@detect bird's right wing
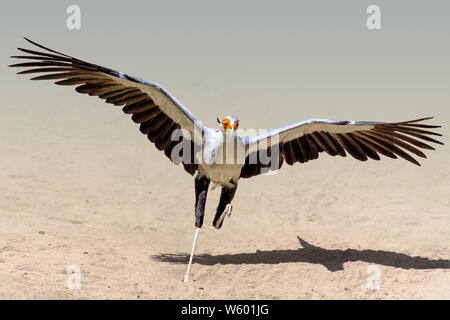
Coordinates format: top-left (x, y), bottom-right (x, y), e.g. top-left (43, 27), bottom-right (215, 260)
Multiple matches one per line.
top-left (10, 38), bottom-right (204, 175)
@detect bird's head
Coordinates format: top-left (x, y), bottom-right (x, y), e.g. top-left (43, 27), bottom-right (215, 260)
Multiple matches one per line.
top-left (217, 116), bottom-right (239, 133)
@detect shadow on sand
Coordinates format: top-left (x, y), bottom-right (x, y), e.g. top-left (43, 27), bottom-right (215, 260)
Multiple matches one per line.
top-left (152, 236), bottom-right (450, 272)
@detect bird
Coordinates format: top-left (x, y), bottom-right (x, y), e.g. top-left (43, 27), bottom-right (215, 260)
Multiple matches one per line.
top-left (9, 38), bottom-right (443, 282)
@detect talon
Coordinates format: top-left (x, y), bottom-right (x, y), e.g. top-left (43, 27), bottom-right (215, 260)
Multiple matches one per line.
top-left (225, 203), bottom-right (232, 218)
top-left (214, 204), bottom-right (232, 229)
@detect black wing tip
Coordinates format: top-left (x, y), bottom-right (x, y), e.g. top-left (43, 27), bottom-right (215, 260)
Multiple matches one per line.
top-left (17, 36), bottom-right (71, 58)
top-left (8, 37), bottom-right (36, 67)
top-left (23, 36), bottom-right (36, 46)
top-left (400, 116), bottom-right (436, 124)
top-left (408, 157), bottom-right (422, 166)
top-left (22, 36), bottom-right (38, 49)
top-left (414, 116), bottom-right (433, 121)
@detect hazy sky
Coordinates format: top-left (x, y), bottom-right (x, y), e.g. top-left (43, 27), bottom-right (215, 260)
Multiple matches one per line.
top-left (2, 0), bottom-right (449, 132)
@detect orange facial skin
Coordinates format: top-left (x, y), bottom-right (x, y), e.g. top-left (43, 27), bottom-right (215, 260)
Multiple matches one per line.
top-left (221, 118), bottom-right (239, 131)
top-left (222, 118), bottom-right (231, 130)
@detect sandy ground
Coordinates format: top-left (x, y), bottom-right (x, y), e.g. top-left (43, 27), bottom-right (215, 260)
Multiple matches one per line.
top-left (0, 94), bottom-right (449, 300)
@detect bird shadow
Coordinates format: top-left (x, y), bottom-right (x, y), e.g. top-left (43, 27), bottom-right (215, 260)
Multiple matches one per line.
top-left (152, 236), bottom-right (450, 272)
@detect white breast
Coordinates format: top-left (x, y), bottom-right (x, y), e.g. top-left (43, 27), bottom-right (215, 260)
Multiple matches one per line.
top-left (199, 129), bottom-right (245, 186)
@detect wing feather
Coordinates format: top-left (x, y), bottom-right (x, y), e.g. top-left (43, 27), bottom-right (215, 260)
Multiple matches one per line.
top-left (240, 118), bottom-right (442, 178)
top-left (10, 38), bottom-right (204, 175)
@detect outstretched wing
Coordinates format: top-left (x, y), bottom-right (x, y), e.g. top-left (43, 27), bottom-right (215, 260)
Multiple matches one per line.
top-left (240, 117), bottom-right (443, 178)
top-left (9, 37), bottom-right (203, 175)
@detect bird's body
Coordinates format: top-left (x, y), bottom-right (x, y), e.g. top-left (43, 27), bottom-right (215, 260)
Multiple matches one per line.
top-left (9, 38), bottom-right (444, 281)
top-left (200, 128), bottom-right (245, 187)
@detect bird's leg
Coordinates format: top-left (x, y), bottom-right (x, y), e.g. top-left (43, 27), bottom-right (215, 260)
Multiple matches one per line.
top-left (213, 182), bottom-right (237, 229)
top-left (194, 176), bottom-right (210, 227)
top-left (183, 227), bottom-right (200, 282)
top-left (183, 176), bottom-right (210, 282)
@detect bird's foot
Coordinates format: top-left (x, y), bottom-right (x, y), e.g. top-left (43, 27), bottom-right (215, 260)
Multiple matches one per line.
top-left (214, 204), bottom-right (232, 229)
top-left (225, 203), bottom-right (232, 218)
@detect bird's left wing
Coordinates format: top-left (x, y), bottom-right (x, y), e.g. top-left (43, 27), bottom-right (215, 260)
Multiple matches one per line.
top-left (9, 38), bottom-right (203, 175)
top-left (240, 117), bottom-right (443, 178)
